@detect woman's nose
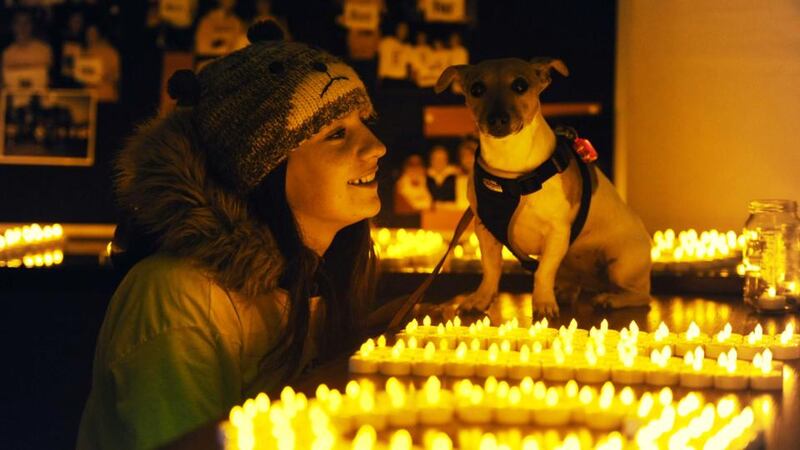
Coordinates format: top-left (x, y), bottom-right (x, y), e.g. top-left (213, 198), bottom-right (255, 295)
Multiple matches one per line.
top-left (361, 127), bottom-right (387, 160)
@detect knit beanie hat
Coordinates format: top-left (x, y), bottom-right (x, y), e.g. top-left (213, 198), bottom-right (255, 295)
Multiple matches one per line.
top-left (167, 21), bottom-right (374, 193)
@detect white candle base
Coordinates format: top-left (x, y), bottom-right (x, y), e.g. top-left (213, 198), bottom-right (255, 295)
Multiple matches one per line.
top-left (705, 343), bottom-right (735, 359)
top-left (769, 344), bottom-right (800, 360)
top-left (679, 371), bottom-right (714, 389)
top-left (675, 339), bottom-right (707, 357)
top-left (444, 360), bottom-right (475, 378)
top-left (645, 368), bottom-right (679, 386)
top-left (575, 365), bottom-right (610, 384)
top-left (713, 372), bottom-right (749, 390)
top-left (532, 406), bottom-right (572, 426)
top-left (353, 412), bottom-right (387, 430)
top-left (542, 364), bottom-right (574, 382)
top-left (379, 359), bottom-right (411, 376)
top-left (349, 355), bottom-right (379, 374)
top-left (418, 405), bottom-right (454, 425)
top-left (750, 370), bottom-right (783, 390)
top-left (411, 360), bottom-right (444, 377)
top-left (611, 366), bottom-right (646, 385)
top-left (584, 408), bottom-right (624, 431)
top-left (495, 407), bottom-right (530, 425)
top-left (507, 362), bottom-right (542, 380)
top-left (456, 405), bottom-right (492, 424)
top-left (475, 363), bottom-right (508, 379)
top-left (736, 345), bottom-right (764, 361)
top-left (388, 409), bottom-right (418, 427)
top-left (756, 294), bottom-right (786, 311)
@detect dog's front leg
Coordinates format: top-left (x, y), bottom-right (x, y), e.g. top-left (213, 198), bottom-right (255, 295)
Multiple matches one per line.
top-left (532, 227), bottom-right (570, 318)
top-left (462, 217), bottom-right (503, 311)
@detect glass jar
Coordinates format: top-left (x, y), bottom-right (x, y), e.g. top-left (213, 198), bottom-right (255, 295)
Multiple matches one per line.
top-left (742, 199), bottom-right (800, 312)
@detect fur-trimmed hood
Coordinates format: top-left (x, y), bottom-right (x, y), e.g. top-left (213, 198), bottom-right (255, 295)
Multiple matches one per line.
top-left (114, 109), bottom-right (284, 297)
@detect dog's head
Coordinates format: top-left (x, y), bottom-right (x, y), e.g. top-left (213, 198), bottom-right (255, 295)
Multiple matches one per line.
top-left (435, 58), bottom-right (569, 138)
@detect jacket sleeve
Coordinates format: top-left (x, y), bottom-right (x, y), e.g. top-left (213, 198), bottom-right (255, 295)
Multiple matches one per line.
top-left (108, 326), bottom-right (241, 450)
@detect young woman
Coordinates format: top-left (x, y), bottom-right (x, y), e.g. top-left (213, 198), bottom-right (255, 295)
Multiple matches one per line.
top-left (77, 23), bottom-right (386, 449)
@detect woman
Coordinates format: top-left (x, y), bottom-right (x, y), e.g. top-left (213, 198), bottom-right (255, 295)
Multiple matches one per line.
top-left (77, 22), bottom-right (386, 449)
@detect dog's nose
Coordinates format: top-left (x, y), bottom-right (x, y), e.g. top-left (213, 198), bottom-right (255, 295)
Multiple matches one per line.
top-left (487, 111), bottom-right (510, 126)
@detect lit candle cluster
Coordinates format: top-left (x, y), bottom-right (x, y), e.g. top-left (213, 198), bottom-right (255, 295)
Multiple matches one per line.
top-left (0, 223), bottom-right (64, 253)
top-left (220, 379), bottom-right (763, 450)
top-left (650, 228), bottom-right (743, 264)
top-left (350, 317), bottom-right (797, 390)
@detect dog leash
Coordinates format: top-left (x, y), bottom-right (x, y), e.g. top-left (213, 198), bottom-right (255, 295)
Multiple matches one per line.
top-left (386, 207), bottom-right (474, 332)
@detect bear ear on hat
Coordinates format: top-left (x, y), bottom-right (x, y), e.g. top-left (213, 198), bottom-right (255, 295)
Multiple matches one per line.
top-left (167, 69), bottom-right (200, 107)
top-left (247, 20), bottom-right (286, 44)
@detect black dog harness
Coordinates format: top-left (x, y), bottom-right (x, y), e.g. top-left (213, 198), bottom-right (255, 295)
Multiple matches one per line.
top-left (473, 131), bottom-right (593, 272)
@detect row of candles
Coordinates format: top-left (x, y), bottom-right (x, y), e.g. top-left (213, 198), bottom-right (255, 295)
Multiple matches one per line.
top-left (370, 228), bottom-right (745, 273)
top-left (220, 377), bottom-right (763, 450)
top-left (348, 317), bottom-right (797, 390)
top-left (0, 223), bottom-right (64, 254)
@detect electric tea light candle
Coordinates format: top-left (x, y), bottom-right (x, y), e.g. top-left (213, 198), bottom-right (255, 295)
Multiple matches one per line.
top-left (675, 321), bottom-right (709, 356)
top-left (645, 345), bottom-right (680, 386)
top-left (714, 349), bottom-right (749, 390)
top-left (769, 322), bottom-right (800, 360)
top-left (757, 286), bottom-right (786, 311)
top-left (750, 349), bottom-right (783, 390)
top-left (706, 323), bottom-right (743, 359)
top-left (679, 346), bottom-right (713, 388)
top-left (739, 324), bottom-right (771, 360)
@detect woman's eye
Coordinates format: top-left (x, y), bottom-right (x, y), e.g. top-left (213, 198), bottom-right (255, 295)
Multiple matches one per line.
top-left (326, 127), bottom-right (346, 140)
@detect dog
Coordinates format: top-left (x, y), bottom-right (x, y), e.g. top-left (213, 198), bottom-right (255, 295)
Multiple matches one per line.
top-left (434, 57), bottom-right (652, 318)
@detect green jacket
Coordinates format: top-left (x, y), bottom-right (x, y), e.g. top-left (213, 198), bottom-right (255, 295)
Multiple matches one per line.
top-left (77, 111), bottom-right (320, 449)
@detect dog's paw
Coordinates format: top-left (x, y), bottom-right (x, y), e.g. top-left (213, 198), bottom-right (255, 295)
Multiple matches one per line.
top-left (532, 290), bottom-right (560, 318)
top-left (591, 292), bottom-right (651, 309)
top-left (461, 290), bottom-right (498, 313)
top-left (554, 284), bottom-right (581, 305)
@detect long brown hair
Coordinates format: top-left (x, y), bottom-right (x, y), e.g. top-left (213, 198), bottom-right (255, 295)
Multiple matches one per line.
top-left (249, 162), bottom-right (377, 378)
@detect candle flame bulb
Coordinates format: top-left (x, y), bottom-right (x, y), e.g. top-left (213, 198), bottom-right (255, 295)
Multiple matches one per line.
top-left (519, 344), bottom-right (530, 363)
top-left (479, 434), bottom-right (498, 450)
top-left (391, 346), bottom-right (402, 360)
top-left (500, 339), bottom-right (511, 353)
top-left (470, 338), bottom-right (481, 352)
top-left (509, 386), bottom-right (522, 405)
top-left (585, 341), bottom-right (598, 366)
top-left (522, 436), bottom-right (540, 450)
top-left (768, 286), bottom-right (777, 297)
top-left (692, 347), bottom-right (704, 371)
top-left (601, 318), bottom-right (609, 333)
top-left (532, 341), bottom-right (543, 353)
top-left (484, 376), bottom-right (498, 394)
top-left (761, 349), bottom-right (773, 373)
top-left (424, 342), bottom-right (436, 360)
top-left (781, 323), bottom-right (794, 345)
top-left (658, 387), bottom-right (673, 406)
top-left (423, 315), bottom-right (432, 327)
top-left (683, 351), bottom-right (693, 366)
top-left (482, 316), bottom-right (491, 327)
top-left (424, 376), bottom-right (441, 404)
top-left (438, 338), bottom-right (449, 351)
top-left (638, 393), bottom-right (654, 418)
top-left (352, 425), bottom-right (377, 450)
top-left (488, 343), bottom-right (500, 362)
top-left (553, 338), bottom-right (565, 364)
top-left (377, 335), bottom-right (387, 347)
top-left (389, 430), bottom-right (412, 450)
top-left (565, 380), bottom-right (579, 399)
top-left (545, 387), bottom-right (559, 406)
top-left (686, 322), bottom-right (700, 340)
top-left (453, 316), bottom-right (461, 327)
top-left (630, 320), bottom-right (640, 336)
top-left (408, 336), bottom-right (418, 349)
top-left (445, 320), bottom-right (454, 330)
top-left (725, 349), bottom-right (737, 373)
top-left (406, 319), bottom-right (418, 334)
top-left (569, 319), bottom-right (578, 332)
top-left (579, 386), bottom-right (594, 405)
top-left (541, 317), bottom-right (549, 329)
top-left (620, 387), bottom-right (635, 406)
top-left (716, 398), bottom-right (735, 419)
top-left (437, 324), bottom-right (445, 335)
top-left (455, 342), bottom-right (467, 360)
top-left (655, 322), bottom-right (669, 341)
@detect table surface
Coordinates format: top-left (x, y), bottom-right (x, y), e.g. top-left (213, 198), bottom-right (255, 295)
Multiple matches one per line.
top-left (165, 294), bottom-right (800, 450)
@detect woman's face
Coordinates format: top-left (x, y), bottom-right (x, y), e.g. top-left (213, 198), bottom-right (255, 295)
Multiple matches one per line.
top-left (286, 110), bottom-right (386, 231)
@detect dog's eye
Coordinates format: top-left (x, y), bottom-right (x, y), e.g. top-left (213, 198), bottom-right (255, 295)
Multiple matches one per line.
top-left (511, 78), bottom-right (529, 94)
top-left (470, 82), bottom-right (486, 98)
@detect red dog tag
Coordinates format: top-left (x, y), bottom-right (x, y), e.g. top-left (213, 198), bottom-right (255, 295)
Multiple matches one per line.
top-left (573, 137), bottom-right (598, 163)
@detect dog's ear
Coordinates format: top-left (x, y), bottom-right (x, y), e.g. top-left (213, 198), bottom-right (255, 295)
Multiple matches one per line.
top-left (529, 58), bottom-right (569, 90)
top-left (435, 65), bottom-right (469, 94)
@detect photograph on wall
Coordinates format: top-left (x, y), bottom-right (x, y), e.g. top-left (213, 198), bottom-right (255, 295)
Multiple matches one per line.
top-left (0, 89), bottom-right (96, 166)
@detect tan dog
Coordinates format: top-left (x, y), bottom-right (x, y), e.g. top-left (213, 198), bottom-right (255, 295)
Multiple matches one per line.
top-left (435, 58), bottom-right (652, 318)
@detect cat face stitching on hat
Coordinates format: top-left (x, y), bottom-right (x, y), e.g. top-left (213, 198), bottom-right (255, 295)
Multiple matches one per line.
top-left (286, 60), bottom-right (365, 130)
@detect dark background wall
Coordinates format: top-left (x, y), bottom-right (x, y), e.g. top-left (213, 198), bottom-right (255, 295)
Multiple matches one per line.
top-left (0, 0), bottom-right (616, 226)
top-left (2, 1), bottom-right (616, 449)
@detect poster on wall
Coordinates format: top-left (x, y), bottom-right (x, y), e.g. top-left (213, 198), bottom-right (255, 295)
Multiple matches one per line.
top-left (0, 89), bottom-right (96, 167)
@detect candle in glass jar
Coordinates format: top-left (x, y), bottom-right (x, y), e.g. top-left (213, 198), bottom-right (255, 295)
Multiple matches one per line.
top-left (757, 286), bottom-right (786, 311)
